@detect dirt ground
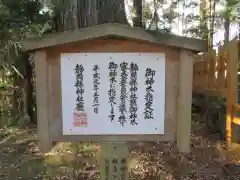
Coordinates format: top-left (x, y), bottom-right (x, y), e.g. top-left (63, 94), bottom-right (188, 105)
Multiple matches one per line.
top-left (1, 114), bottom-right (240, 180)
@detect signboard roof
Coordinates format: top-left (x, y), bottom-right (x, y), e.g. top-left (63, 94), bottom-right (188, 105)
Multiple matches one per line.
top-left (22, 23), bottom-right (208, 53)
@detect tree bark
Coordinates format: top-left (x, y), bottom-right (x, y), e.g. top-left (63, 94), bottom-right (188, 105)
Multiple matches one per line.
top-left (224, 18), bottom-right (230, 43)
top-left (86, 0), bottom-right (97, 26)
top-left (12, 71), bottom-right (18, 116)
top-left (209, 0), bottom-right (216, 49)
top-left (133, 0), bottom-right (143, 27)
top-left (69, 0), bottom-right (78, 29)
top-left (97, 0), bottom-right (128, 24)
top-left (52, 0), bottom-right (128, 30)
top-left (77, 0), bottom-right (97, 28)
top-left (224, 12), bottom-right (230, 44)
top-left (22, 56), bottom-right (34, 123)
top-left (199, 0), bottom-right (209, 39)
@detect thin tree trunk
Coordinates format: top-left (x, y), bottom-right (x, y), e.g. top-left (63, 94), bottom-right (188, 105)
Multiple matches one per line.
top-left (12, 71), bottom-right (18, 115)
top-left (133, 0), bottom-right (143, 27)
top-left (26, 59), bottom-right (34, 123)
top-left (200, 0), bottom-right (208, 39)
top-left (181, 0), bottom-right (186, 35)
top-left (209, 0), bottom-right (216, 49)
top-left (208, 0), bottom-right (212, 49)
top-left (224, 17), bottom-right (230, 43)
top-left (154, 0), bottom-right (158, 30)
top-left (22, 56), bottom-right (34, 123)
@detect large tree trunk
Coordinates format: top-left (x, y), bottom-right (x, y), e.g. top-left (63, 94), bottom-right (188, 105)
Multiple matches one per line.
top-left (71, 0), bottom-right (78, 29)
top-left (51, 0), bottom-right (65, 32)
top-left (77, 0), bottom-right (98, 28)
top-left (52, 0), bottom-right (128, 30)
top-left (52, 0), bottom-right (99, 30)
top-left (97, 0), bottom-right (128, 24)
top-left (86, 0), bottom-right (98, 26)
top-left (61, 0), bottom-right (78, 30)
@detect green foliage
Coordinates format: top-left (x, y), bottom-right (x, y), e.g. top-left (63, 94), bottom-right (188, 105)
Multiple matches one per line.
top-left (181, 0), bottom-right (239, 41)
top-left (0, 0), bottom-right (52, 127)
top-left (143, 0), bottom-right (179, 32)
top-left (0, 0), bottom-right (52, 65)
top-left (0, 0), bottom-right (52, 41)
top-left (223, 0), bottom-right (239, 21)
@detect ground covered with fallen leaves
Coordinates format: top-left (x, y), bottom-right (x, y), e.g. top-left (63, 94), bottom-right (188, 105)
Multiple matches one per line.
top-left (1, 114), bottom-right (240, 179)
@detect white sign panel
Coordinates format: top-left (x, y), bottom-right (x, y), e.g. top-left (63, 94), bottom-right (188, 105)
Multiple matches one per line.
top-left (61, 53), bottom-right (165, 135)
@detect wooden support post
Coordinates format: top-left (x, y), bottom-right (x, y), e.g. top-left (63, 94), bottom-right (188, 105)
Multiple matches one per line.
top-left (99, 142), bottom-right (129, 180)
top-left (226, 40), bottom-right (239, 147)
top-left (177, 50), bottom-right (194, 153)
top-left (34, 51), bottom-right (52, 152)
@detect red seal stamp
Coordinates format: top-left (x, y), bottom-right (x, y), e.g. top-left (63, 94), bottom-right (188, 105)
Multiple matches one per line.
top-left (73, 111), bottom-right (88, 127)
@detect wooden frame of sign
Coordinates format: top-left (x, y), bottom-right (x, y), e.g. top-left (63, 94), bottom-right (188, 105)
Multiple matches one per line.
top-left (22, 23), bottom-right (207, 179)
